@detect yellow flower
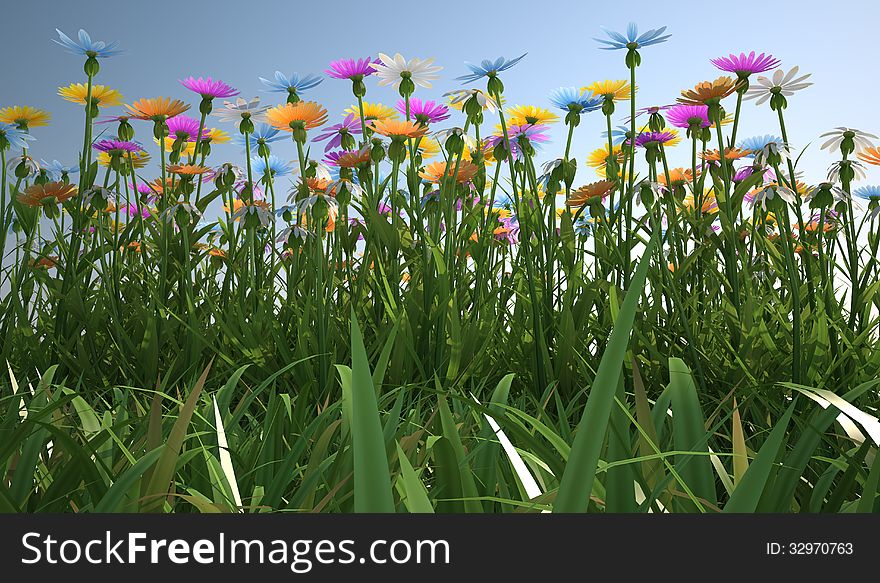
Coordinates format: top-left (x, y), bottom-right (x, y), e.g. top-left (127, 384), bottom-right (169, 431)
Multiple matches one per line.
top-left (344, 101), bottom-right (398, 122)
top-left (205, 127), bottom-right (230, 143)
top-left (98, 150), bottom-right (151, 168)
top-left (506, 105), bottom-right (559, 125)
top-left (586, 144), bottom-right (624, 178)
top-left (58, 83), bottom-right (123, 108)
top-left (583, 80), bottom-right (633, 101)
top-left (407, 137), bottom-right (441, 160)
top-left (266, 101), bottom-right (328, 131)
top-left (155, 137), bottom-right (196, 157)
top-left (0, 106), bottom-right (51, 128)
top-left (125, 97), bottom-right (190, 120)
top-left (682, 194), bottom-right (718, 214)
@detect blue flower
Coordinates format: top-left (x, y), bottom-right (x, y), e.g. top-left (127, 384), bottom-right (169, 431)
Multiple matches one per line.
top-left (39, 159), bottom-right (79, 181)
top-left (253, 155), bottom-right (295, 178)
top-left (53, 28), bottom-right (122, 58)
top-left (549, 87), bottom-right (604, 113)
top-left (0, 123), bottom-right (36, 150)
top-left (594, 22), bottom-right (670, 51)
top-left (456, 54), bottom-right (527, 83)
top-left (259, 71), bottom-right (323, 95)
top-left (601, 125), bottom-right (631, 146)
top-left (737, 135), bottom-right (785, 157)
top-left (234, 124), bottom-right (285, 151)
top-left (854, 186), bottom-right (880, 201)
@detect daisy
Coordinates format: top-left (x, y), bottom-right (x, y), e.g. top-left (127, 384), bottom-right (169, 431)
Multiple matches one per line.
top-left (53, 28), bottom-right (122, 59)
top-left (419, 160), bottom-right (480, 184)
top-left (125, 97), bottom-right (190, 121)
top-left (584, 80), bottom-right (632, 101)
top-left (445, 89), bottom-right (501, 113)
top-left (594, 22), bottom-right (670, 51)
top-left (548, 87), bottom-right (603, 113)
top-left (664, 104), bottom-right (710, 130)
top-left (344, 101), bottom-right (398, 122)
top-left (266, 102), bottom-right (328, 132)
top-left (312, 113), bottom-right (361, 152)
top-left (259, 71), bottom-right (322, 99)
top-left (396, 98), bottom-right (450, 125)
top-left (212, 97), bottom-right (269, 129)
top-left (506, 105), bottom-right (559, 126)
top-left (567, 180), bottom-right (615, 207)
top-left (710, 52), bottom-right (780, 76)
top-left (371, 53), bottom-right (443, 92)
top-left (0, 123), bottom-right (36, 150)
top-left (368, 119), bottom-right (428, 140)
top-left (455, 54), bottom-right (527, 83)
top-left (678, 77), bottom-right (742, 105)
top-left (858, 146), bottom-right (880, 166)
top-left (821, 128), bottom-right (877, 154)
top-left (180, 76), bottom-right (239, 100)
top-left (0, 106), bottom-right (51, 128)
top-left (743, 66), bottom-right (812, 107)
top-left (58, 83), bottom-right (123, 108)
top-left (325, 57), bottom-right (379, 80)
top-left (585, 144), bottom-right (624, 178)
top-left (18, 181), bottom-right (77, 207)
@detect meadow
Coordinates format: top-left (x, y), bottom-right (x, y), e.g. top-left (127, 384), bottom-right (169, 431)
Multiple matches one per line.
top-left (1, 23), bottom-right (879, 513)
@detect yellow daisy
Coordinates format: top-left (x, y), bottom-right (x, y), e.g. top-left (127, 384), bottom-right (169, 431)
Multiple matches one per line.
top-left (582, 80), bottom-right (633, 102)
top-left (585, 144), bottom-right (624, 178)
top-left (204, 127), bottom-right (230, 143)
top-left (99, 150), bottom-right (151, 168)
top-left (506, 105), bottom-right (559, 126)
top-left (58, 83), bottom-right (123, 108)
top-left (344, 101), bottom-right (398, 122)
top-left (407, 137), bottom-right (441, 160)
top-left (155, 137), bottom-right (197, 157)
top-left (0, 106), bottom-right (51, 128)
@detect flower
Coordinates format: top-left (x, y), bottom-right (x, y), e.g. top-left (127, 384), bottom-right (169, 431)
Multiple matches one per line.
top-left (506, 105), bottom-right (559, 126)
top-left (664, 104), bottom-right (710, 129)
top-left (234, 124), bottom-right (285, 151)
top-left (39, 160), bottom-right (78, 181)
top-left (160, 201), bottom-right (202, 223)
top-left (658, 168), bottom-right (696, 189)
top-left (701, 147), bottom-right (752, 162)
top-left (167, 164), bottom-right (212, 176)
top-left (156, 137), bottom-right (195, 156)
top-left (744, 66), bottom-right (812, 106)
top-left (594, 22), bottom-right (670, 51)
top-left (858, 146), bottom-right (880, 166)
top-left (419, 160), bottom-right (480, 184)
top-left (253, 155), bottom-right (295, 178)
top-left (602, 125), bottom-right (631, 146)
top-left (822, 128), bottom-right (877, 154)
top-left (828, 160), bottom-right (867, 182)
top-left (125, 97), bottom-right (190, 121)
top-left (58, 83), bottom-right (123, 107)
top-left (53, 28), bottom-right (122, 58)
top-left (682, 193), bottom-right (718, 214)
top-left (710, 52), bottom-right (780, 76)
top-left (411, 137), bottom-right (442, 160)
top-left (584, 80), bottom-right (632, 101)
top-left (854, 185), bottom-right (880, 202)
top-left (749, 183), bottom-right (798, 210)
top-left (166, 115), bottom-right (210, 142)
top-left (396, 98), bottom-right (450, 125)
top-left (212, 97), bottom-right (268, 129)
top-left (456, 54), bottom-right (526, 83)
top-left (18, 181), bottom-right (77, 207)
top-left (0, 123), bottom-right (36, 150)
top-left (92, 138), bottom-right (143, 153)
top-left (325, 57), bottom-right (379, 80)
top-left (0, 106), bottom-right (51, 128)
top-left (180, 76), bottom-right (239, 99)
top-left (445, 89), bottom-right (501, 113)
top-left (99, 150), bottom-right (150, 168)
top-left (325, 147), bottom-right (371, 168)
top-left (567, 180), bottom-right (615, 206)
top-left (548, 88), bottom-right (603, 113)
top-left (368, 119), bottom-right (428, 140)
top-left (678, 77), bottom-right (742, 105)
top-left (635, 131), bottom-right (677, 148)
top-left (266, 101), bottom-right (328, 131)
top-left (6, 155), bottom-right (39, 175)
top-left (344, 101), bottom-right (398, 122)
top-left (738, 135), bottom-right (785, 156)
top-left (586, 144), bottom-right (624, 178)
top-left (205, 127), bottom-right (230, 143)
top-left (312, 116), bottom-right (361, 155)
top-left (371, 53), bottom-right (443, 91)
top-left (257, 71), bottom-right (321, 101)
top-left (487, 124), bottom-right (550, 158)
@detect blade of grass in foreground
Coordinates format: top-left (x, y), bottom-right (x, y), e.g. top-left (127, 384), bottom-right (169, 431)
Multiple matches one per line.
top-left (554, 232), bottom-right (657, 513)
top-left (348, 309), bottom-right (395, 513)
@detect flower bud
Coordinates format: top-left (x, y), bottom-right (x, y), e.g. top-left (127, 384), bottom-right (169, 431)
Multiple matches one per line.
top-left (199, 97), bottom-right (213, 116)
top-left (83, 56), bottom-right (100, 77)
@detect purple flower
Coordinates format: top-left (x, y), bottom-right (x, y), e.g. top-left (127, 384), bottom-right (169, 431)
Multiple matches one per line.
top-left (325, 57), bottom-right (380, 80)
top-left (495, 217), bottom-right (520, 245)
top-left (733, 165), bottom-right (775, 183)
top-left (121, 203), bottom-right (150, 218)
top-left (634, 131), bottom-right (676, 148)
top-left (487, 124), bottom-right (550, 158)
top-left (665, 104), bottom-right (710, 130)
top-left (92, 139), bottom-right (143, 153)
top-left (166, 115), bottom-right (210, 142)
top-left (312, 114), bottom-right (362, 152)
top-left (395, 98), bottom-right (450, 125)
top-left (180, 76), bottom-right (240, 99)
top-left (710, 52), bottom-right (780, 76)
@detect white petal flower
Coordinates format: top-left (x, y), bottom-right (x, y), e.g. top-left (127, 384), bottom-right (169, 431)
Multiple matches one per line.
top-left (371, 53), bottom-right (443, 91)
top-left (212, 97), bottom-right (269, 129)
top-left (743, 66), bottom-right (812, 105)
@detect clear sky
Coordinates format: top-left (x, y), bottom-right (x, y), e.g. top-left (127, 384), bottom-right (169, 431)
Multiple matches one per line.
top-left (3, 0), bottom-right (879, 188)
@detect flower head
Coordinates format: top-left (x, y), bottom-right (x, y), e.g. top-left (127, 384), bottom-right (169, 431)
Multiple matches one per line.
top-left (445, 89), bottom-right (501, 113)
top-left (92, 138), bottom-right (144, 153)
top-left (822, 128), bottom-right (877, 154)
top-left (312, 113), bottom-right (362, 152)
top-left (167, 164), bottom-right (212, 177)
top-left (701, 147), bottom-right (752, 162)
top-left (710, 52), bottom-right (780, 76)
top-left (266, 101), bottom-right (329, 131)
top-left (0, 106), bottom-right (51, 128)
top-left (212, 97), bottom-right (268, 129)
top-left (18, 181), bottom-right (77, 207)
top-left (325, 146), bottom-right (372, 168)
top-left (594, 22), bottom-right (670, 51)
top-left (39, 160), bottom-right (78, 181)
top-left (586, 144), bottom-right (624, 178)
top-left (854, 185), bottom-right (880, 202)
top-left (125, 97), bottom-right (190, 121)
top-left (99, 150), bottom-right (150, 168)
top-left (0, 123), bottom-right (36, 150)
top-left (234, 124), bottom-right (285, 151)
top-left (396, 98), bottom-right (450, 125)
top-left (180, 76), bottom-right (239, 99)
top-left (506, 105), bottom-right (559, 126)
top-left (58, 83), bottom-right (123, 107)
top-left (325, 57), bottom-right (380, 80)
top-left (259, 71), bottom-right (323, 98)
top-left (548, 87), bottom-right (603, 113)
top-left (567, 180), bottom-right (616, 206)
top-left (858, 146), bottom-right (880, 166)
top-left (419, 160), bottom-right (480, 184)
top-left (53, 28), bottom-right (122, 58)
top-left (344, 101), bottom-right (398, 122)
top-left (678, 77), bottom-right (742, 105)
top-left (738, 135), bottom-right (785, 156)
top-left (368, 119), bottom-right (428, 140)
top-left (371, 53), bottom-right (442, 91)
top-left (456, 54), bottom-right (526, 83)
top-left (664, 104), bottom-right (710, 129)
top-left (584, 80), bottom-right (632, 101)
top-left (635, 131), bottom-right (677, 148)
top-left (253, 155), bottom-right (295, 178)
top-left (744, 66), bottom-right (812, 107)
top-left (166, 114), bottom-right (211, 142)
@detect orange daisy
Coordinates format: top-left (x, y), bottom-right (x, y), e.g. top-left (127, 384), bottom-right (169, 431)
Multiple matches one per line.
top-left (678, 77), bottom-right (743, 106)
top-left (368, 119), bottom-right (428, 140)
top-left (18, 182), bottom-right (77, 207)
top-left (266, 101), bottom-right (328, 131)
top-left (329, 147), bottom-right (371, 168)
top-left (857, 147), bottom-right (880, 166)
top-left (167, 164), bottom-right (212, 176)
top-left (658, 168), bottom-right (696, 188)
top-left (566, 180), bottom-right (616, 207)
top-left (125, 97), bottom-right (190, 121)
top-left (418, 160), bottom-right (480, 184)
top-left (700, 147), bottom-right (752, 162)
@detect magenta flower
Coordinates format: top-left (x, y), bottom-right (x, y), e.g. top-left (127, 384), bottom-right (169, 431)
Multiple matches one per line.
top-left (325, 57), bottom-right (380, 80)
top-left (710, 52), bottom-right (780, 76)
top-left (312, 114), bottom-right (362, 152)
top-left (395, 98), bottom-right (450, 125)
top-left (665, 104), bottom-right (710, 129)
top-left (166, 114), bottom-right (210, 142)
top-left (487, 124), bottom-right (551, 158)
top-left (121, 203), bottom-right (150, 218)
top-left (634, 131), bottom-right (676, 148)
top-left (180, 76), bottom-right (240, 99)
top-left (92, 139), bottom-right (143, 153)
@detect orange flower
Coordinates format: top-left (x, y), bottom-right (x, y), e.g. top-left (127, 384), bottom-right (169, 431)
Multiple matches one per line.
top-left (368, 119), bottom-right (428, 140)
top-left (678, 77), bottom-right (743, 106)
top-left (304, 177), bottom-right (333, 192)
top-left (18, 182), bottom-right (77, 207)
top-left (146, 177), bottom-right (174, 196)
top-left (330, 147), bottom-right (371, 168)
top-left (858, 146), bottom-right (880, 166)
top-left (167, 164), bottom-right (212, 176)
top-left (418, 160), bottom-right (479, 184)
top-left (657, 168), bottom-right (695, 188)
top-left (700, 147), bottom-right (751, 162)
top-left (208, 247), bottom-right (226, 258)
top-left (566, 180), bottom-right (615, 207)
top-left (31, 256), bottom-right (59, 269)
top-left (124, 97), bottom-right (190, 121)
top-left (266, 101), bottom-right (328, 131)
top-left (127, 241), bottom-right (142, 253)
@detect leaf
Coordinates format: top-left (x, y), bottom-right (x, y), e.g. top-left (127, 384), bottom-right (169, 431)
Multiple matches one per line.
top-left (212, 396), bottom-right (242, 511)
top-left (395, 442), bottom-right (434, 513)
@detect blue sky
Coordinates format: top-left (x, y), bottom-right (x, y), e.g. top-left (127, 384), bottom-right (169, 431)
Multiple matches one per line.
top-left (3, 0), bottom-right (879, 188)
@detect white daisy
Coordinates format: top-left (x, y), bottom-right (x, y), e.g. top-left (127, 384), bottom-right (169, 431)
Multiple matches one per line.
top-left (212, 97), bottom-right (268, 129)
top-left (743, 66), bottom-right (812, 105)
top-left (819, 127), bottom-right (877, 153)
top-left (371, 53), bottom-right (442, 91)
